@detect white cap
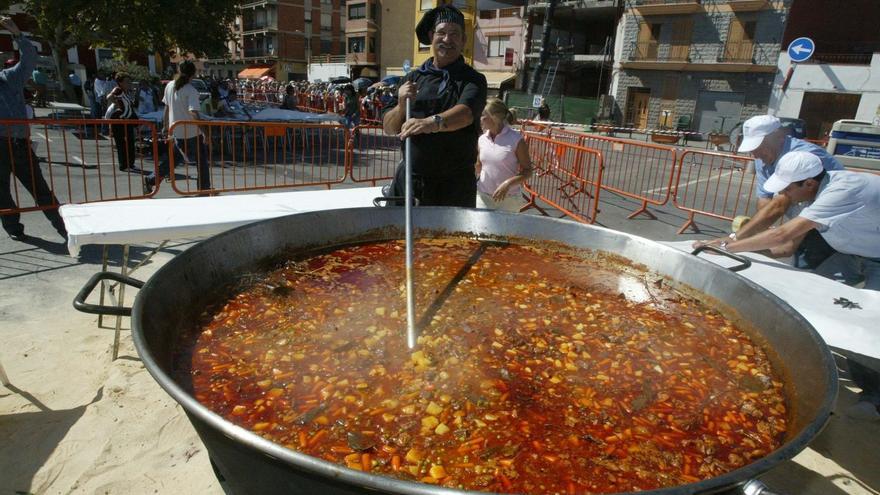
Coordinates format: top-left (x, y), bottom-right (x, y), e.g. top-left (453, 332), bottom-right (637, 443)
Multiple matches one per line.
top-left (763, 151), bottom-right (823, 194)
top-left (738, 115), bottom-right (782, 153)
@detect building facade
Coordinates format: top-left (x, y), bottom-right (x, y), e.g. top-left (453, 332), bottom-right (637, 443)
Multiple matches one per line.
top-left (611, 0), bottom-right (790, 135)
top-left (473, 0), bottom-right (525, 93)
top-left (208, 0), bottom-right (346, 82)
top-left (522, 0), bottom-right (621, 98)
top-left (768, 0), bottom-right (880, 138)
top-left (345, 0), bottom-right (380, 78)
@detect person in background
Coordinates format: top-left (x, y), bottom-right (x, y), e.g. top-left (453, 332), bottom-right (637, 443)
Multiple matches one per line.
top-left (0, 16), bottom-right (66, 241)
top-left (475, 98), bottom-right (532, 212)
top-left (342, 84), bottom-right (360, 130)
top-left (145, 60), bottom-right (211, 193)
top-left (382, 4), bottom-right (487, 206)
top-left (280, 84), bottom-right (298, 111)
top-left (700, 115), bottom-right (845, 269)
top-left (537, 102), bottom-right (550, 121)
top-left (106, 73), bottom-right (138, 171)
top-left (93, 71), bottom-right (117, 133)
top-left (137, 79), bottom-right (157, 114)
top-left (31, 66), bottom-right (47, 107)
top-left (68, 70), bottom-right (83, 105)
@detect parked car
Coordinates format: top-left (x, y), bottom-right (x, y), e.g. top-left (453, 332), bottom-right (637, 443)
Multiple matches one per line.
top-left (190, 78), bottom-right (211, 101)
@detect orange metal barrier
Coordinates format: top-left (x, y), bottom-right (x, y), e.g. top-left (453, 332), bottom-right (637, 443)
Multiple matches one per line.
top-left (522, 132), bottom-right (604, 224)
top-left (346, 125), bottom-right (400, 184)
top-left (568, 130), bottom-right (678, 219)
top-left (672, 150), bottom-right (757, 234)
top-left (0, 118), bottom-right (160, 217)
top-left (166, 121), bottom-right (349, 195)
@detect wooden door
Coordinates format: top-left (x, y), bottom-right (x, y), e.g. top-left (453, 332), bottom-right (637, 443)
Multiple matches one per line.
top-left (669, 18), bottom-right (693, 61)
top-left (637, 23), bottom-right (661, 60)
top-left (626, 89), bottom-right (651, 129)
top-left (723, 17), bottom-right (756, 62)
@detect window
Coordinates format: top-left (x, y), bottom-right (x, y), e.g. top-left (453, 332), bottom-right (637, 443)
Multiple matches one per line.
top-left (421, 0), bottom-right (433, 11)
top-left (370, 3), bottom-right (377, 20)
top-left (488, 35), bottom-right (510, 57)
top-left (321, 39), bottom-right (333, 53)
top-left (305, 9), bottom-right (312, 21)
top-left (348, 4), bottom-right (366, 19)
top-left (369, 36), bottom-right (375, 53)
top-left (348, 36), bottom-right (366, 53)
top-left (321, 12), bottom-right (332, 30)
top-left (499, 8), bottom-right (518, 18)
top-left (479, 10), bottom-right (496, 19)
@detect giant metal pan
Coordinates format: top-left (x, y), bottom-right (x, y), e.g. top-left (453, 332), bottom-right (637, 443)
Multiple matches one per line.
top-left (118, 207), bottom-right (835, 495)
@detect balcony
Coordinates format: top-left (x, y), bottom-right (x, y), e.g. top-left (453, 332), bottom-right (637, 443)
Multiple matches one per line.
top-left (725, 0), bottom-right (770, 12)
top-left (526, 40), bottom-right (611, 63)
top-left (718, 40), bottom-right (754, 63)
top-left (244, 48), bottom-right (277, 58)
top-left (630, 0), bottom-right (702, 15)
top-left (528, 0), bottom-right (620, 14)
top-left (809, 53), bottom-right (874, 65)
top-left (242, 0), bottom-right (277, 7)
top-left (346, 52), bottom-right (377, 65)
top-left (622, 40), bottom-right (775, 72)
top-left (242, 22), bottom-right (276, 34)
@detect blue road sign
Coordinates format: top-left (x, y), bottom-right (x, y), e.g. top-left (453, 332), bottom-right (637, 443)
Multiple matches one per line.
top-left (788, 37), bottom-right (815, 63)
top-left (403, 59), bottom-right (412, 74)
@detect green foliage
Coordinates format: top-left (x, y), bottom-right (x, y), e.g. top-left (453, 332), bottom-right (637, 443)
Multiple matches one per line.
top-left (98, 59), bottom-right (152, 82)
top-left (21, 0), bottom-right (239, 58)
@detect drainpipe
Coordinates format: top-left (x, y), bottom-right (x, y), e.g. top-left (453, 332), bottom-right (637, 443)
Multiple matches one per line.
top-left (527, 0), bottom-right (559, 95)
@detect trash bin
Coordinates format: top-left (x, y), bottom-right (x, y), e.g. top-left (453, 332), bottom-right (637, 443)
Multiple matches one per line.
top-left (826, 119), bottom-right (880, 171)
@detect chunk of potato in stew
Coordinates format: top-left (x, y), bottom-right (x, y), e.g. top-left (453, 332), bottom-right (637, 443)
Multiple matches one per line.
top-left (177, 238), bottom-right (787, 494)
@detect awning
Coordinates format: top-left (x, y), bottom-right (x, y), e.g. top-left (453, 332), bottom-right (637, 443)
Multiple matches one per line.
top-left (483, 71), bottom-right (516, 89)
top-left (238, 67), bottom-right (272, 79)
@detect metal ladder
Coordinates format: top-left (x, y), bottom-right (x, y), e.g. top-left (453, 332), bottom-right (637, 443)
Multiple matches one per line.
top-left (539, 57), bottom-right (561, 98)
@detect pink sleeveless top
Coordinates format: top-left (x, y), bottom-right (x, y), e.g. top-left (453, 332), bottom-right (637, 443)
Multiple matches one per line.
top-left (477, 124), bottom-right (523, 195)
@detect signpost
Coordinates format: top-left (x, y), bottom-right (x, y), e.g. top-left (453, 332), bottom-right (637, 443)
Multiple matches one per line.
top-left (787, 37), bottom-right (815, 63)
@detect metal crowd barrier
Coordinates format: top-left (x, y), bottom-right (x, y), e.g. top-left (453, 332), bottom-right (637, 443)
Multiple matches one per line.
top-left (167, 121), bottom-right (349, 195)
top-left (0, 118), bottom-right (160, 218)
top-left (522, 132), bottom-right (604, 224)
top-left (346, 124), bottom-right (401, 184)
top-left (570, 131), bottom-right (678, 220)
top-left (672, 150), bottom-right (757, 234)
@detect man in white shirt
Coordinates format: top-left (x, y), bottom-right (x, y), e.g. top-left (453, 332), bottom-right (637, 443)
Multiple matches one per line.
top-left (697, 151), bottom-right (879, 289)
top-left (696, 150), bottom-right (880, 419)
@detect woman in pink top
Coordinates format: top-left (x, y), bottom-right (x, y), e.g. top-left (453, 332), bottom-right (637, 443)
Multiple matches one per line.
top-left (475, 99), bottom-right (533, 212)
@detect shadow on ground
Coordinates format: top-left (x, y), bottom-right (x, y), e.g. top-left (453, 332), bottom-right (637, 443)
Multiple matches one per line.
top-left (0, 386), bottom-right (103, 493)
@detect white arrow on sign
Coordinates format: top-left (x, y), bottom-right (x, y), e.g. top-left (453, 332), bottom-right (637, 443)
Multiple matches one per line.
top-left (791, 44), bottom-right (811, 55)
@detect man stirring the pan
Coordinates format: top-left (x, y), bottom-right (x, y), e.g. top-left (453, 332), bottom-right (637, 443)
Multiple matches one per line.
top-left (382, 4), bottom-right (487, 207)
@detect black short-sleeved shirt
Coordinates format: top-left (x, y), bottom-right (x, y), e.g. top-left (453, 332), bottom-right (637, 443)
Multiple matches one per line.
top-left (383, 57), bottom-right (487, 178)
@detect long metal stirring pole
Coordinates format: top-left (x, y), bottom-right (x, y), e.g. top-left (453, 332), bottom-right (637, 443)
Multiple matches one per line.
top-left (405, 99), bottom-right (417, 349)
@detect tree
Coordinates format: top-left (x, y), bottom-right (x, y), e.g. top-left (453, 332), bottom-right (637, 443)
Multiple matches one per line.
top-left (4, 0), bottom-right (239, 100)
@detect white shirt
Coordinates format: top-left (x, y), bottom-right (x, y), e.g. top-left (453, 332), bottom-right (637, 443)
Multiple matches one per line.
top-left (799, 170), bottom-right (880, 259)
top-left (163, 81), bottom-right (202, 140)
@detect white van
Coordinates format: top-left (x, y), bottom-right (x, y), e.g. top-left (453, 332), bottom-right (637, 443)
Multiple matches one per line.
top-left (826, 120), bottom-right (880, 171)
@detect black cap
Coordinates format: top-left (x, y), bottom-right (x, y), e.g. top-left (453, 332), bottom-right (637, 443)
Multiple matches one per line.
top-left (416, 4), bottom-right (465, 45)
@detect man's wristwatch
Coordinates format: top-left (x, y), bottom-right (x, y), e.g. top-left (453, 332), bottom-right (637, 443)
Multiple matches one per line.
top-left (432, 114), bottom-right (444, 132)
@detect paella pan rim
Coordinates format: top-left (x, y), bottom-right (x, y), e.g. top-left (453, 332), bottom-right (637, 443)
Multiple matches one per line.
top-left (130, 206), bottom-right (837, 495)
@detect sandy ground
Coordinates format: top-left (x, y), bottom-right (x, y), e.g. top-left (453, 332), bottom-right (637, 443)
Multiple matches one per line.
top-left (1, 205), bottom-right (879, 495)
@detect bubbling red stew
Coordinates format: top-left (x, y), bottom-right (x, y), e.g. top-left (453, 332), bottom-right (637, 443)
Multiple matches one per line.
top-left (177, 238), bottom-right (787, 494)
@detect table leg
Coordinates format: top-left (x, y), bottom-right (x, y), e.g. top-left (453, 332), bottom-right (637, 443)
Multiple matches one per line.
top-left (99, 245), bottom-right (109, 328)
top-left (0, 359), bottom-right (9, 386)
top-left (113, 244), bottom-right (130, 361)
